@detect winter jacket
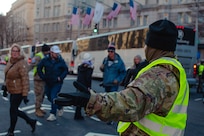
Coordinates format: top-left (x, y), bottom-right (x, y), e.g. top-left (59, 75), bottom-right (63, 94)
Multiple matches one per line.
top-left (5, 56), bottom-right (29, 96)
top-left (37, 54), bottom-right (68, 86)
top-left (77, 63), bottom-right (93, 88)
top-left (100, 53), bottom-right (126, 87)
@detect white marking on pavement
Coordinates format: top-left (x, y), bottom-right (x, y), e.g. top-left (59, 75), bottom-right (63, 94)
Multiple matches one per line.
top-left (90, 116), bottom-right (101, 122)
top-left (0, 130), bottom-right (21, 136)
top-left (85, 132), bottom-right (117, 136)
top-left (2, 96), bottom-right (9, 101)
top-left (194, 98), bottom-right (203, 101)
top-left (64, 77), bottom-right (77, 80)
top-left (19, 105), bottom-right (35, 111)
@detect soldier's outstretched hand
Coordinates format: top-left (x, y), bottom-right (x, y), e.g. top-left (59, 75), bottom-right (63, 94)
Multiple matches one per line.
top-left (54, 81), bottom-right (90, 107)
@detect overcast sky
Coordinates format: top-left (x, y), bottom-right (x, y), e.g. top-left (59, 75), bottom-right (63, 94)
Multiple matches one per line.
top-left (0, 0), bottom-right (16, 15)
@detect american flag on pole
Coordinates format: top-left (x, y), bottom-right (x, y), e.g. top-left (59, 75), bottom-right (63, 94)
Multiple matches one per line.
top-left (107, 2), bottom-right (121, 20)
top-left (83, 7), bottom-right (94, 26)
top-left (129, 0), bottom-right (137, 21)
top-left (70, 7), bottom-right (80, 25)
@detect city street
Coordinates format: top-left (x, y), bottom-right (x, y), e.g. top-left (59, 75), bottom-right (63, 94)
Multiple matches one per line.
top-left (0, 64), bottom-right (204, 136)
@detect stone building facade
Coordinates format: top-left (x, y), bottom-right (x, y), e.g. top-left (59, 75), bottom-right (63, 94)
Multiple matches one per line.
top-left (8, 0), bottom-right (204, 58)
top-left (7, 0), bottom-right (34, 45)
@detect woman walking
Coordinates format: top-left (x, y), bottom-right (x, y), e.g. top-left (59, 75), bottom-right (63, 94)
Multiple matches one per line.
top-left (4, 44), bottom-right (37, 136)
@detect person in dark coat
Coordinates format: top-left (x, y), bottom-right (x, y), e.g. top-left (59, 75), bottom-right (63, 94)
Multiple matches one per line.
top-left (74, 53), bottom-right (94, 120)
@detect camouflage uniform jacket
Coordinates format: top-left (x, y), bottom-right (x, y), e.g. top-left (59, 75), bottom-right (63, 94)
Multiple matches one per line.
top-left (85, 63), bottom-right (180, 136)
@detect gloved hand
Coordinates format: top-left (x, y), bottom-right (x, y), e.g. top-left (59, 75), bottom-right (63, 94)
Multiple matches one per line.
top-left (3, 90), bottom-right (8, 97)
top-left (54, 81), bottom-right (90, 107)
top-left (23, 96), bottom-right (29, 105)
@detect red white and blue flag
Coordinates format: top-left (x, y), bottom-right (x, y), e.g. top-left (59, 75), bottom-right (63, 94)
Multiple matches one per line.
top-left (107, 2), bottom-right (121, 20)
top-left (71, 7), bottom-right (80, 25)
top-left (83, 7), bottom-right (94, 26)
top-left (129, 0), bottom-right (137, 21)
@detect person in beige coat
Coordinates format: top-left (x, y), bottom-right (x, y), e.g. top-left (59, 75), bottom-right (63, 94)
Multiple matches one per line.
top-left (4, 44), bottom-right (37, 136)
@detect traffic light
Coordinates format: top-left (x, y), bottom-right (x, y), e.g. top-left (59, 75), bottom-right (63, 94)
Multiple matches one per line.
top-left (93, 24), bottom-right (98, 33)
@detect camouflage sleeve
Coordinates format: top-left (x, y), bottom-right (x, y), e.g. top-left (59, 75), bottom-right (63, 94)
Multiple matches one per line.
top-left (27, 56), bottom-right (41, 71)
top-left (85, 65), bottom-right (179, 122)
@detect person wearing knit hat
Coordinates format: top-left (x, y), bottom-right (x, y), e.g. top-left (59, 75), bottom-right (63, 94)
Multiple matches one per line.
top-left (100, 42), bottom-right (126, 92)
top-left (41, 44), bottom-right (50, 52)
top-left (55, 19), bottom-right (189, 136)
top-left (145, 19), bottom-right (178, 52)
top-left (29, 44), bottom-right (50, 117)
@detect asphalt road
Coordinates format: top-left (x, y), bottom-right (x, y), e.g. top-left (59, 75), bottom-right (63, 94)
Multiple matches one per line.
top-left (0, 64), bottom-right (204, 136)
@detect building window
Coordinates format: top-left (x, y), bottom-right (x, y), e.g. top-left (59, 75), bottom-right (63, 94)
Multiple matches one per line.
top-left (178, 12), bottom-right (184, 24)
top-left (54, 5), bottom-right (60, 17)
top-left (103, 19), bottom-right (106, 28)
top-left (137, 16), bottom-right (142, 26)
top-left (35, 24), bottom-right (40, 33)
top-left (178, 0), bottom-right (184, 4)
top-left (47, 24), bottom-right (50, 32)
top-left (143, 15), bottom-right (148, 26)
top-left (130, 19), bottom-right (135, 26)
top-left (44, 0), bottom-right (50, 4)
top-left (53, 23), bottom-right (55, 31)
top-left (113, 18), bottom-right (117, 28)
top-left (108, 19), bottom-right (112, 28)
top-left (185, 12), bottom-right (192, 23)
top-left (43, 24), bottom-right (46, 32)
top-left (36, 8), bottom-right (40, 18)
top-left (57, 23), bottom-right (60, 31)
top-left (44, 7), bottom-right (50, 18)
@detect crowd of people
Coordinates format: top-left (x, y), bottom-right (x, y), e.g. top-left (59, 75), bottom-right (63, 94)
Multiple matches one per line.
top-left (1, 19), bottom-right (193, 136)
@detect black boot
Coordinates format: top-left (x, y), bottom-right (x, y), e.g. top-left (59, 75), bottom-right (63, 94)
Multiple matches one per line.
top-left (30, 119), bottom-right (37, 133)
top-left (74, 106), bottom-right (84, 120)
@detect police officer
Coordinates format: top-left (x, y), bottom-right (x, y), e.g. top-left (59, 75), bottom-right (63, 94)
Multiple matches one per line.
top-left (55, 19), bottom-right (189, 136)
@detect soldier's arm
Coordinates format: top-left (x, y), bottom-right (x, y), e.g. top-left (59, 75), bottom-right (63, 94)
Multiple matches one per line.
top-left (85, 66), bottom-right (179, 122)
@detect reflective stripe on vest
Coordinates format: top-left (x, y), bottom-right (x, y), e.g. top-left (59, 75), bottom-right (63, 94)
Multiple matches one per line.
top-left (33, 52), bottom-right (44, 76)
top-left (117, 57), bottom-right (189, 136)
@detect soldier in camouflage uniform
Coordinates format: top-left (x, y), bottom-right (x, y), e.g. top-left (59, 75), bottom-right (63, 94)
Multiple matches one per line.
top-left (55, 19), bottom-right (189, 136)
top-left (29, 44), bottom-right (50, 117)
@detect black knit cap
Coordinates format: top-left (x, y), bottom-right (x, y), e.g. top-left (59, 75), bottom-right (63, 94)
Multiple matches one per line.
top-left (41, 44), bottom-right (50, 52)
top-left (145, 19), bottom-right (178, 51)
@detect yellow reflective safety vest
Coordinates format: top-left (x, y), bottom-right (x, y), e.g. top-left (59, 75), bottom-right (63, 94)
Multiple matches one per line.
top-left (118, 57), bottom-right (189, 136)
top-left (198, 64), bottom-right (204, 76)
top-left (33, 52), bottom-right (44, 76)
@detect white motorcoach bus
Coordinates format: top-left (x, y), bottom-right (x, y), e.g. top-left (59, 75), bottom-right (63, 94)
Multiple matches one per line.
top-left (72, 25), bottom-right (197, 86)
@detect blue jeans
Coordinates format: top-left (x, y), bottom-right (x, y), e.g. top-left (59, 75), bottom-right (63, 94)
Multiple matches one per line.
top-left (45, 83), bottom-right (62, 115)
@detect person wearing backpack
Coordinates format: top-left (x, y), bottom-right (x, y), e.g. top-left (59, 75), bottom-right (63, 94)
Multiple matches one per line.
top-left (197, 60), bottom-right (204, 93)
